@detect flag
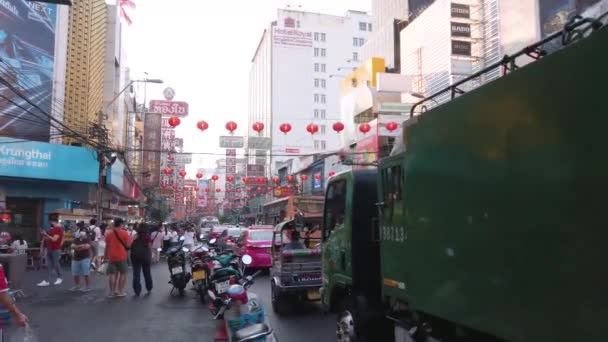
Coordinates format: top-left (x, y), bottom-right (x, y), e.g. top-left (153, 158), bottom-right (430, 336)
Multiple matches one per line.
top-left (118, 0), bottom-right (136, 25)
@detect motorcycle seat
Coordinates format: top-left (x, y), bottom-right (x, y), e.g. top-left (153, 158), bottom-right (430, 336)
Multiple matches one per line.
top-left (234, 323), bottom-right (272, 341)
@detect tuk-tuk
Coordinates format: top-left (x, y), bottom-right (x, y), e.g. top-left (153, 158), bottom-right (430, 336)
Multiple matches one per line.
top-left (269, 213), bottom-right (322, 315)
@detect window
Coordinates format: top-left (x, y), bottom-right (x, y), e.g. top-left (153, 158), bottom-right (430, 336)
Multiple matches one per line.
top-left (321, 64), bottom-right (326, 72)
top-left (353, 37), bottom-right (359, 47)
top-left (321, 48), bottom-right (326, 57)
top-left (320, 125), bottom-right (326, 134)
top-left (314, 109), bottom-right (319, 118)
top-left (314, 63), bottom-right (319, 72)
top-left (323, 180), bottom-right (347, 240)
top-left (314, 32), bottom-right (319, 41)
top-left (321, 33), bottom-right (326, 42)
top-left (382, 165), bottom-right (402, 203)
top-left (368, 23), bottom-right (372, 31)
top-left (321, 79), bottom-right (326, 88)
top-left (314, 140), bottom-right (320, 150)
top-left (314, 48), bottom-right (319, 57)
top-left (314, 94), bottom-right (320, 103)
top-left (359, 38), bottom-right (365, 46)
top-left (352, 52), bottom-right (359, 62)
top-left (359, 22), bottom-right (367, 31)
top-left (321, 94), bottom-right (326, 104)
top-left (321, 140), bottom-right (326, 149)
top-left (320, 110), bottom-right (326, 119)
top-left (314, 79), bottom-right (319, 88)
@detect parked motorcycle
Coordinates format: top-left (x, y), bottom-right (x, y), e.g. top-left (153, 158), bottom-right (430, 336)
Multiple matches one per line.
top-left (190, 243), bottom-right (211, 303)
top-left (208, 255), bottom-right (277, 341)
top-left (207, 238), bottom-right (244, 301)
top-left (167, 236), bottom-right (191, 297)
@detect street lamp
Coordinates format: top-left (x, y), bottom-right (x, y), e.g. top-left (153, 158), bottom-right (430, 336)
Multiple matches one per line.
top-left (104, 78), bottom-right (164, 114)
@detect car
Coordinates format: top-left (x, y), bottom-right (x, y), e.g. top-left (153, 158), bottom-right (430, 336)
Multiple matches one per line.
top-left (234, 228), bottom-right (274, 269)
top-left (217, 227), bottom-right (244, 251)
top-left (208, 225), bottom-right (229, 240)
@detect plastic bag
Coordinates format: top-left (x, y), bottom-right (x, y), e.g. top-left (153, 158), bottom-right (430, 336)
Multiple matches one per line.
top-left (4, 324), bottom-right (38, 342)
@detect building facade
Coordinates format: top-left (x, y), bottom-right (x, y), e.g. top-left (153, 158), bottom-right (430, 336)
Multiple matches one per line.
top-left (248, 9), bottom-right (372, 174)
top-left (63, 0), bottom-right (107, 146)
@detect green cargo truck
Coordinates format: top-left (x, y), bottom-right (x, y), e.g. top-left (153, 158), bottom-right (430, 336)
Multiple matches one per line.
top-left (321, 16), bottom-right (608, 342)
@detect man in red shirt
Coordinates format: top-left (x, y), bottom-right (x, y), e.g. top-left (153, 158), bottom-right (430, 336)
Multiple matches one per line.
top-left (0, 263), bottom-right (28, 337)
top-left (37, 215), bottom-right (64, 287)
top-left (105, 218), bottom-right (130, 297)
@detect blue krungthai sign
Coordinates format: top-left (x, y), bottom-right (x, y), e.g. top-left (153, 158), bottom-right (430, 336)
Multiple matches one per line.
top-left (0, 138), bottom-right (99, 183)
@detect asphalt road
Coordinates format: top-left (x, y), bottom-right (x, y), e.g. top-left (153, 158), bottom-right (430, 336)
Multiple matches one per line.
top-left (13, 264), bottom-right (335, 342)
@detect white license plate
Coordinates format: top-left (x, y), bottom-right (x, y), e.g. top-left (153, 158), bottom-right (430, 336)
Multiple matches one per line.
top-left (215, 280), bottom-right (230, 294)
top-left (171, 266), bottom-right (183, 274)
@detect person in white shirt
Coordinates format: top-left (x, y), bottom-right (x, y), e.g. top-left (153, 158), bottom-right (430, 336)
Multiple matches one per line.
top-left (169, 227), bottom-right (179, 244)
top-left (151, 227), bottom-right (164, 263)
top-left (162, 225), bottom-right (172, 253)
top-left (10, 235), bottom-right (27, 254)
top-left (89, 218), bottom-right (101, 267)
top-left (183, 228), bottom-right (194, 250)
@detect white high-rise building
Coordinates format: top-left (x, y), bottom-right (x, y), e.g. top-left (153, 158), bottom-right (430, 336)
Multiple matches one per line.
top-left (248, 8), bottom-right (372, 174)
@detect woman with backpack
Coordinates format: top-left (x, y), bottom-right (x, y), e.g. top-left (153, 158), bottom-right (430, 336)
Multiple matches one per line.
top-left (130, 223), bottom-right (153, 296)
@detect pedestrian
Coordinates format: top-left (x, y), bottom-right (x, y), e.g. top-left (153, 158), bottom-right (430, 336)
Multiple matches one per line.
top-left (0, 263), bottom-right (28, 337)
top-left (89, 218), bottom-right (101, 268)
top-left (130, 223), bottom-right (153, 296)
top-left (162, 225), bottom-right (171, 254)
top-left (183, 226), bottom-right (194, 250)
top-left (37, 215), bottom-right (64, 287)
top-left (10, 235), bottom-right (27, 255)
top-left (69, 228), bottom-right (92, 292)
top-left (97, 223), bottom-right (107, 264)
top-left (169, 226), bottom-right (179, 246)
top-left (151, 226), bottom-right (163, 263)
top-left (105, 218), bottom-right (130, 298)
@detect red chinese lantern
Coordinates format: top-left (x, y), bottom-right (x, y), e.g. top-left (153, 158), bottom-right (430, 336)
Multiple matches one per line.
top-left (236, 189), bottom-right (242, 193)
top-left (242, 177), bottom-right (249, 183)
top-left (252, 122), bottom-right (264, 133)
top-left (300, 174), bottom-right (308, 181)
top-left (359, 123), bottom-right (371, 134)
top-left (386, 121), bottom-right (399, 132)
top-left (279, 123), bottom-right (292, 134)
top-left (314, 174), bottom-right (321, 180)
top-left (287, 175), bottom-right (295, 182)
top-left (253, 194), bottom-right (257, 198)
top-left (332, 121), bottom-right (345, 133)
top-left (196, 172), bottom-right (203, 179)
top-left (178, 171), bottom-right (187, 177)
top-left (0, 213), bottom-right (10, 223)
top-left (266, 187), bottom-right (272, 191)
top-left (168, 116), bottom-right (181, 128)
top-left (194, 187), bottom-right (200, 191)
top-left (257, 177), bottom-right (266, 184)
top-left (161, 183), bottom-right (168, 189)
top-left (205, 188), bottom-right (210, 193)
top-left (216, 188), bottom-right (221, 193)
top-left (167, 155), bottom-right (174, 162)
top-left (329, 171), bottom-right (336, 177)
top-left (272, 177), bottom-right (280, 184)
top-left (212, 175), bottom-right (219, 181)
top-left (306, 123), bottom-right (319, 135)
top-left (225, 121), bottom-right (238, 134)
top-left (246, 188), bottom-right (252, 192)
top-left (172, 185), bottom-right (178, 190)
top-left (226, 189), bottom-right (232, 194)
top-left (226, 175), bottom-right (235, 182)
top-left (196, 120), bottom-right (209, 131)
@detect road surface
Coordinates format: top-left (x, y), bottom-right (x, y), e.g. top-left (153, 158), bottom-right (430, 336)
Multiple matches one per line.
top-left (14, 264), bottom-right (335, 341)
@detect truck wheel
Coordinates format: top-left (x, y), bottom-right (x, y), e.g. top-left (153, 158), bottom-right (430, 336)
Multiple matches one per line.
top-left (271, 282), bottom-right (289, 315)
top-left (337, 309), bottom-right (358, 342)
top-left (336, 297), bottom-right (374, 342)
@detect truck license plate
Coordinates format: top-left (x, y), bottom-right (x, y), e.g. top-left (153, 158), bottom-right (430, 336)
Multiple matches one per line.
top-left (216, 280), bottom-right (230, 294)
top-left (171, 266), bottom-right (183, 274)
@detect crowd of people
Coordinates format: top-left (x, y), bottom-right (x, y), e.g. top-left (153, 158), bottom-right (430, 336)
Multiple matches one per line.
top-left (34, 217), bottom-right (200, 298)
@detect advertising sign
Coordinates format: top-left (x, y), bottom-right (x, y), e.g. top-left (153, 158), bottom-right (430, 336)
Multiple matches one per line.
top-left (273, 27), bottom-right (313, 48)
top-left (220, 136), bottom-right (244, 148)
top-left (174, 153), bottom-right (192, 165)
top-left (451, 22), bottom-right (471, 37)
top-left (149, 100), bottom-right (189, 117)
top-left (451, 40), bottom-right (472, 56)
top-left (0, 138), bottom-right (99, 183)
top-left (248, 137), bottom-right (271, 150)
top-left (246, 164), bottom-right (265, 177)
top-left (451, 3), bottom-right (471, 18)
top-left (143, 113), bottom-right (162, 187)
top-left (0, 1), bottom-right (57, 142)
top-left (273, 186), bottom-right (294, 198)
top-left (184, 179), bottom-right (197, 187)
top-left (378, 103), bottom-right (412, 114)
top-left (539, 0), bottom-right (605, 37)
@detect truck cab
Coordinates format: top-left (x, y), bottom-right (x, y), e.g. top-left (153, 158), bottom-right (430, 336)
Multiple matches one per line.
top-left (321, 170), bottom-right (381, 314)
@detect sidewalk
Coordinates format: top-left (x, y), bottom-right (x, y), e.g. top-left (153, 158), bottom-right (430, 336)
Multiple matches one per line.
top-left (13, 263), bottom-right (215, 342)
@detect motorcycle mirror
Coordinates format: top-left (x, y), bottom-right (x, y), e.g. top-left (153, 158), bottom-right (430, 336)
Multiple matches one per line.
top-left (199, 234), bottom-right (205, 239)
top-left (157, 248), bottom-right (162, 252)
top-left (182, 247), bottom-right (189, 253)
top-left (209, 238), bottom-right (217, 244)
top-left (179, 236), bottom-right (185, 241)
top-left (242, 254), bottom-right (253, 265)
top-left (202, 247), bottom-right (209, 252)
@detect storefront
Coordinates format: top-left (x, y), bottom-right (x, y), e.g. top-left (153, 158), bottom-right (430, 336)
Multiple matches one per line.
top-left (101, 159), bottom-right (141, 223)
top-left (0, 139), bottom-right (99, 242)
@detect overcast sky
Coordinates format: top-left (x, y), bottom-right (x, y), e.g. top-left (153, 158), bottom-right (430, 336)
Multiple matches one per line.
top-left (125, 0), bottom-right (371, 171)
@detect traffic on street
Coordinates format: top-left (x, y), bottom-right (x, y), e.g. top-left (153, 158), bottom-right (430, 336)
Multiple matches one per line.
top-left (1, 0), bottom-right (607, 341)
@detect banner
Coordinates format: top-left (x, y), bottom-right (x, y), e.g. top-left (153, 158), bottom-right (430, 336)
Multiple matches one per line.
top-left (219, 136), bottom-right (244, 148)
top-left (451, 3), bottom-right (471, 19)
top-left (451, 22), bottom-right (471, 38)
top-left (142, 113), bottom-right (162, 188)
top-left (0, 1), bottom-right (57, 141)
top-left (451, 40), bottom-right (472, 56)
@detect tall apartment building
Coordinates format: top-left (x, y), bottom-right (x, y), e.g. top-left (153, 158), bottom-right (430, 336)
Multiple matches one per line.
top-left (248, 8), bottom-right (372, 173)
top-left (63, 0), bottom-right (107, 146)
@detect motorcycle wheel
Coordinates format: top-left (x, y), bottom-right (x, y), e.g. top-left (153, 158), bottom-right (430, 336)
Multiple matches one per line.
top-left (198, 283), bottom-right (207, 304)
top-left (178, 287), bottom-right (186, 297)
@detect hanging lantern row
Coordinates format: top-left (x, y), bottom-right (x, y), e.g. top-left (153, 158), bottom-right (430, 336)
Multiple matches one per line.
top-left (186, 119), bottom-right (366, 136)
top-left (196, 172), bottom-right (203, 179)
top-left (252, 122), bottom-right (264, 134)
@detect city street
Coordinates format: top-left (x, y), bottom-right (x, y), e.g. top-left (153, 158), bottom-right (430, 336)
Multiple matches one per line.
top-left (15, 264), bottom-right (334, 342)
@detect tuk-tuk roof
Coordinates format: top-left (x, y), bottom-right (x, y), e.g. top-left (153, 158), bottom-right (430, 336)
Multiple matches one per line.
top-left (274, 219), bottom-right (295, 232)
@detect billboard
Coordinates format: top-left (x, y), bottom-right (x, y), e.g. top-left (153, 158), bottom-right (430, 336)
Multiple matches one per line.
top-left (149, 100), bottom-right (189, 117)
top-left (540, 0), bottom-right (606, 37)
top-left (272, 27), bottom-right (313, 48)
top-left (248, 136), bottom-right (271, 150)
top-left (0, 1), bottom-right (57, 141)
top-left (246, 164), bottom-right (265, 177)
top-left (142, 113), bottom-right (162, 188)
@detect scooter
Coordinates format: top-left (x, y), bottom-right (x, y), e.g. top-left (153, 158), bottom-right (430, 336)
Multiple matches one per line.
top-left (207, 238), bottom-right (244, 303)
top-left (167, 236), bottom-right (191, 297)
top-left (208, 255), bottom-right (277, 342)
top-left (191, 242), bottom-right (211, 303)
